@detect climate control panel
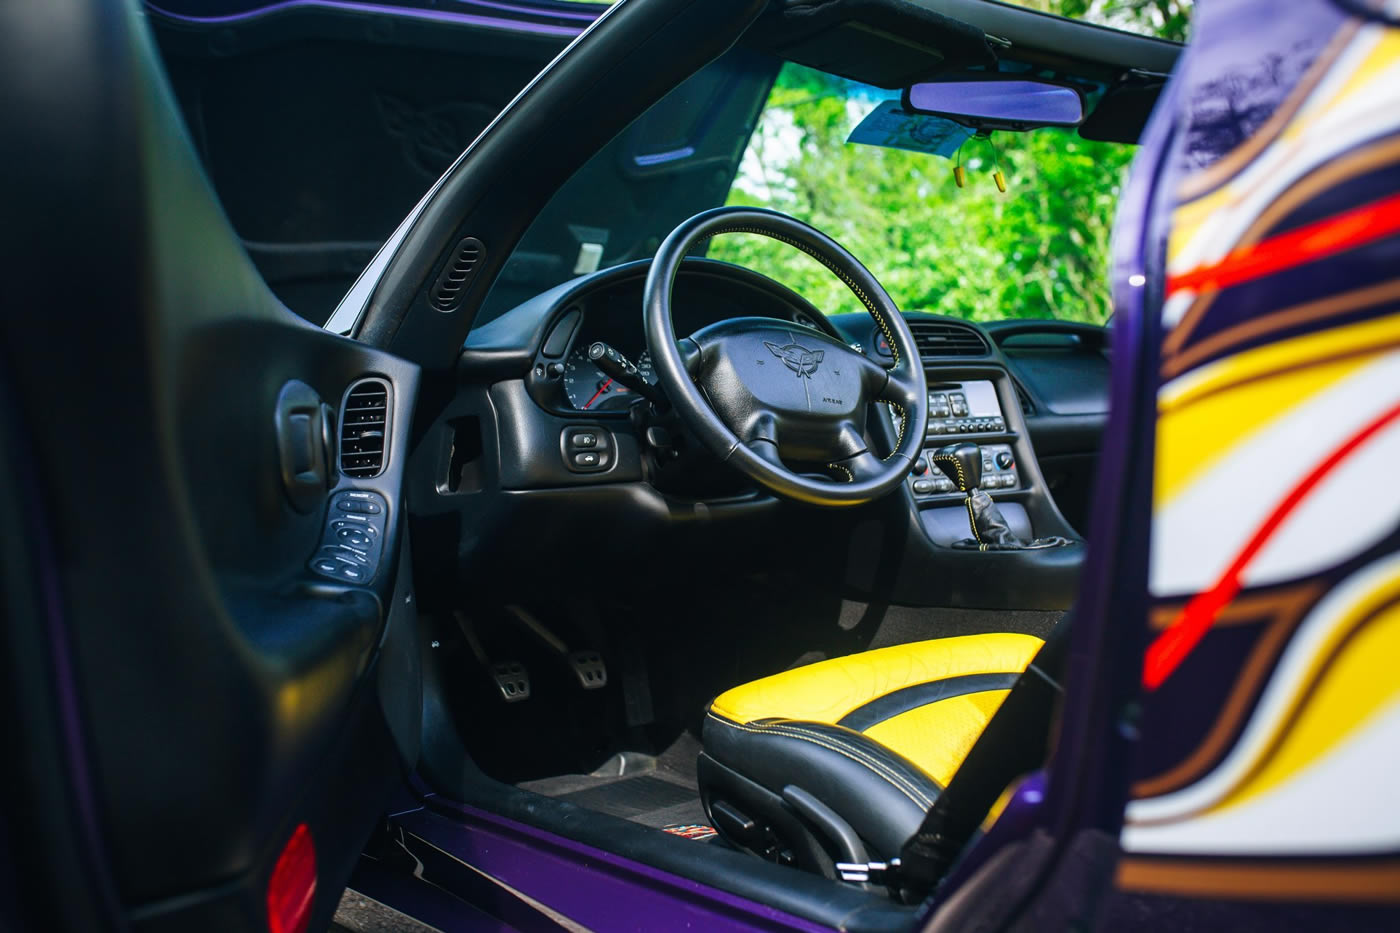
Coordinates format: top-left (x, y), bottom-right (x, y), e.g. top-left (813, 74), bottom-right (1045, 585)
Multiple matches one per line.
top-left (908, 443), bottom-right (1019, 499)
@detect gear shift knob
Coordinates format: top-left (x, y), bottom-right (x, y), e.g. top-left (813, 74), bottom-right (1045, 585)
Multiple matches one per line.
top-left (931, 443), bottom-right (982, 493)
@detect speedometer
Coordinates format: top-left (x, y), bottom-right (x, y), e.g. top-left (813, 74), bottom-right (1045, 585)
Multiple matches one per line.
top-left (562, 347), bottom-right (657, 411)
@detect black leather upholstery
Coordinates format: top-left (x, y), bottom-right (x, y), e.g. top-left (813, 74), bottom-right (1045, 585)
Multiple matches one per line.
top-left (703, 714), bottom-right (939, 858)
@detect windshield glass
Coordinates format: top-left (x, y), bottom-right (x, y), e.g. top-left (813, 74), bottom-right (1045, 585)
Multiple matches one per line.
top-left (477, 53), bottom-right (1139, 326)
top-left (707, 64), bottom-right (1133, 323)
top-left (993, 0), bottom-right (1191, 40)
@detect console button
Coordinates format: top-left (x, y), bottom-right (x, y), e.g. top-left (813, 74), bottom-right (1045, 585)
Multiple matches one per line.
top-left (323, 545), bottom-right (369, 565)
top-left (911, 458), bottom-right (928, 476)
top-left (337, 528), bottom-right (373, 548)
top-left (912, 479), bottom-right (934, 494)
top-left (573, 433), bottom-right (598, 449)
top-left (573, 451), bottom-right (601, 468)
top-left (996, 451), bottom-right (1014, 469)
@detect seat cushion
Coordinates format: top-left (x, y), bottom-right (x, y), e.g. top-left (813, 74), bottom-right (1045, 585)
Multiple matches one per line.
top-left (708, 632), bottom-right (1043, 786)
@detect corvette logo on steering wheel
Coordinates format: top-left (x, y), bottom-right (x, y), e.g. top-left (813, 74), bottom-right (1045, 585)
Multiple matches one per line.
top-left (764, 341), bottom-right (824, 378)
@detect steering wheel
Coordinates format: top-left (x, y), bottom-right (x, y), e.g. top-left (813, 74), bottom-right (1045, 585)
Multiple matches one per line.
top-left (644, 207), bottom-right (928, 506)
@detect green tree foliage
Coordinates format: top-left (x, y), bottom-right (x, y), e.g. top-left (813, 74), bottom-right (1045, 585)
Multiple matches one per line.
top-left (708, 1), bottom-right (1189, 324)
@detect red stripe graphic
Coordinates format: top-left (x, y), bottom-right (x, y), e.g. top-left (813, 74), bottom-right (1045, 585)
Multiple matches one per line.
top-left (1144, 399), bottom-right (1400, 690)
top-left (1167, 193), bottom-right (1400, 296)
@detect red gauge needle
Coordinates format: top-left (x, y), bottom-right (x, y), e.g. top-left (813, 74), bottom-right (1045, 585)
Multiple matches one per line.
top-left (581, 378), bottom-right (613, 410)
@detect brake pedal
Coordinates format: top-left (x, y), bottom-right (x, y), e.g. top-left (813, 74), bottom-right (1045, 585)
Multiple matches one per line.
top-left (455, 611), bottom-right (531, 704)
top-left (567, 650), bottom-right (608, 690)
top-left (491, 661), bottom-right (531, 703)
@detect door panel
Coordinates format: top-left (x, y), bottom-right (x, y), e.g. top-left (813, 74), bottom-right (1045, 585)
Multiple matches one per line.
top-left (147, 0), bottom-right (592, 323)
top-left (2, 1), bottom-right (421, 928)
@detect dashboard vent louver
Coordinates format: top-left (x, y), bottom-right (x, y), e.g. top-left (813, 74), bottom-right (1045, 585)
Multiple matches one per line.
top-left (339, 379), bottom-right (391, 478)
top-left (429, 236), bottom-right (485, 312)
top-left (909, 320), bottom-right (990, 357)
top-left (1014, 381), bottom-right (1036, 416)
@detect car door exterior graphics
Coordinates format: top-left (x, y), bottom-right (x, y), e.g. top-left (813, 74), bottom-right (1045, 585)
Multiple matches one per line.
top-left (1118, 0), bottom-right (1400, 902)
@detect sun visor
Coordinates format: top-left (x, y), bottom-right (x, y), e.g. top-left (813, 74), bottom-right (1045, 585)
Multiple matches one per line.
top-left (1080, 70), bottom-right (1169, 143)
top-left (742, 0), bottom-right (997, 89)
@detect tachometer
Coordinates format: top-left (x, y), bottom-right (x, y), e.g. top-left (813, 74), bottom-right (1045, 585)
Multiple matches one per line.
top-left (562, 347), bottom-right (656, 410)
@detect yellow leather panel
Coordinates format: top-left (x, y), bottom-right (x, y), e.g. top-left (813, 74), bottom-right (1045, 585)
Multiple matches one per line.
top-left (709, 633), bottom-right (1042, 728)
top-left (864, 689), bottom-right (1011, 785)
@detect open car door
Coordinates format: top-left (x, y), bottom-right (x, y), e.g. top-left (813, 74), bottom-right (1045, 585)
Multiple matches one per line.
top-left (144, 0), bottom-right (773, 327)
top-left (2, 1), bottom-right (423, 930)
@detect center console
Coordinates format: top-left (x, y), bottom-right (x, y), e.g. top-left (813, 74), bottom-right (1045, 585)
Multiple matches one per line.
top-left (895, 379), bottom-right (1021, 500)
top-left (883, 368), bottom-right (1080, 557)
top-left (842, 362), bottom-right (1084, 608)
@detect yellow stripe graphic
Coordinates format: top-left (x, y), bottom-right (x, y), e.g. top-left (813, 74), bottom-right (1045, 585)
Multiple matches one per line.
top-left (1212, 579), bottom-right (1400, 814)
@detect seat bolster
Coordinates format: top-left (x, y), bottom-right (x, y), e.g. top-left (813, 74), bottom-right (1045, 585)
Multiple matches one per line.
top-left (702, 712), bottom-right (937, 857)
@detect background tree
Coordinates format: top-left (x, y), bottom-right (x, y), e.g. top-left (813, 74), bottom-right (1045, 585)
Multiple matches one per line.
top-left (707, 0), bottom-right (1190, 324)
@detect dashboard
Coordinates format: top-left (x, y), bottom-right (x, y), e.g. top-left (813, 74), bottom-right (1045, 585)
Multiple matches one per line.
top-left (465, 260), bottom-right (836, 417)
top-left (443, 257), bottom-right (1102, 608)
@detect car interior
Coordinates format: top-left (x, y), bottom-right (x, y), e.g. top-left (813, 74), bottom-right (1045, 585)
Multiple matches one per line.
top-left (1, 0), bottom-right (1183, 930)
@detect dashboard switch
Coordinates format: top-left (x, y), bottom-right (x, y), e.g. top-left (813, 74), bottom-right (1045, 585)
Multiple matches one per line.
top-left (562, 426), bottom-right (612, 473)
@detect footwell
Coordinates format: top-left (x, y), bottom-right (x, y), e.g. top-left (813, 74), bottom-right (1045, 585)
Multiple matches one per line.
top-left (517, 732), bottom-right (710, 831)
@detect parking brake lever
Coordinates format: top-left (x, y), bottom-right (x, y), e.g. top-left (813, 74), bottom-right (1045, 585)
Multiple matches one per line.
top-left (589, 341), bottom-right (665, 405)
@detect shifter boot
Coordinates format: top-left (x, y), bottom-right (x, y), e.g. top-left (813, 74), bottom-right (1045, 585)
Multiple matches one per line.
top-left (967, 488), bottom-right (1022, 548)
top-left (933, 442), bottom-right (1068, 551)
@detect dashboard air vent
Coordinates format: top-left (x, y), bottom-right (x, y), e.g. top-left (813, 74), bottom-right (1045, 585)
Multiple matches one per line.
top-left (429, 236), bottom-right (485, 312)
top-left (909, 320), bottom-right (990, 357)
top-left (1013, 380), bottom-right (1036, 416)
top-left (339, 379), bottom-right (391, 478)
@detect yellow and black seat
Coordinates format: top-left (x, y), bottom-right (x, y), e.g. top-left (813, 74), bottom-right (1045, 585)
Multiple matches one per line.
top-left (699, 633), bottom-right (1044, 872)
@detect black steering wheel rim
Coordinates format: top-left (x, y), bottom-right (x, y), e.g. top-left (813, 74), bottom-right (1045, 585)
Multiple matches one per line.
top-left (644, 207), bottom-right (928, 507)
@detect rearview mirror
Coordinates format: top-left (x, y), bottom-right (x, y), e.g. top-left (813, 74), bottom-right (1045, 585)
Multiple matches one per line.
top-left (902, 78), bottom-right (1084, 130)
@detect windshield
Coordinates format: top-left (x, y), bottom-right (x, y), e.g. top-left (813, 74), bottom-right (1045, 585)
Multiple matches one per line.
top-left (477, 55), bottom-right (1140, 326)
top-left (707, 64), bottom-right (1134, 323)
top-left (995, 0), bottom-right (1190, 41)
